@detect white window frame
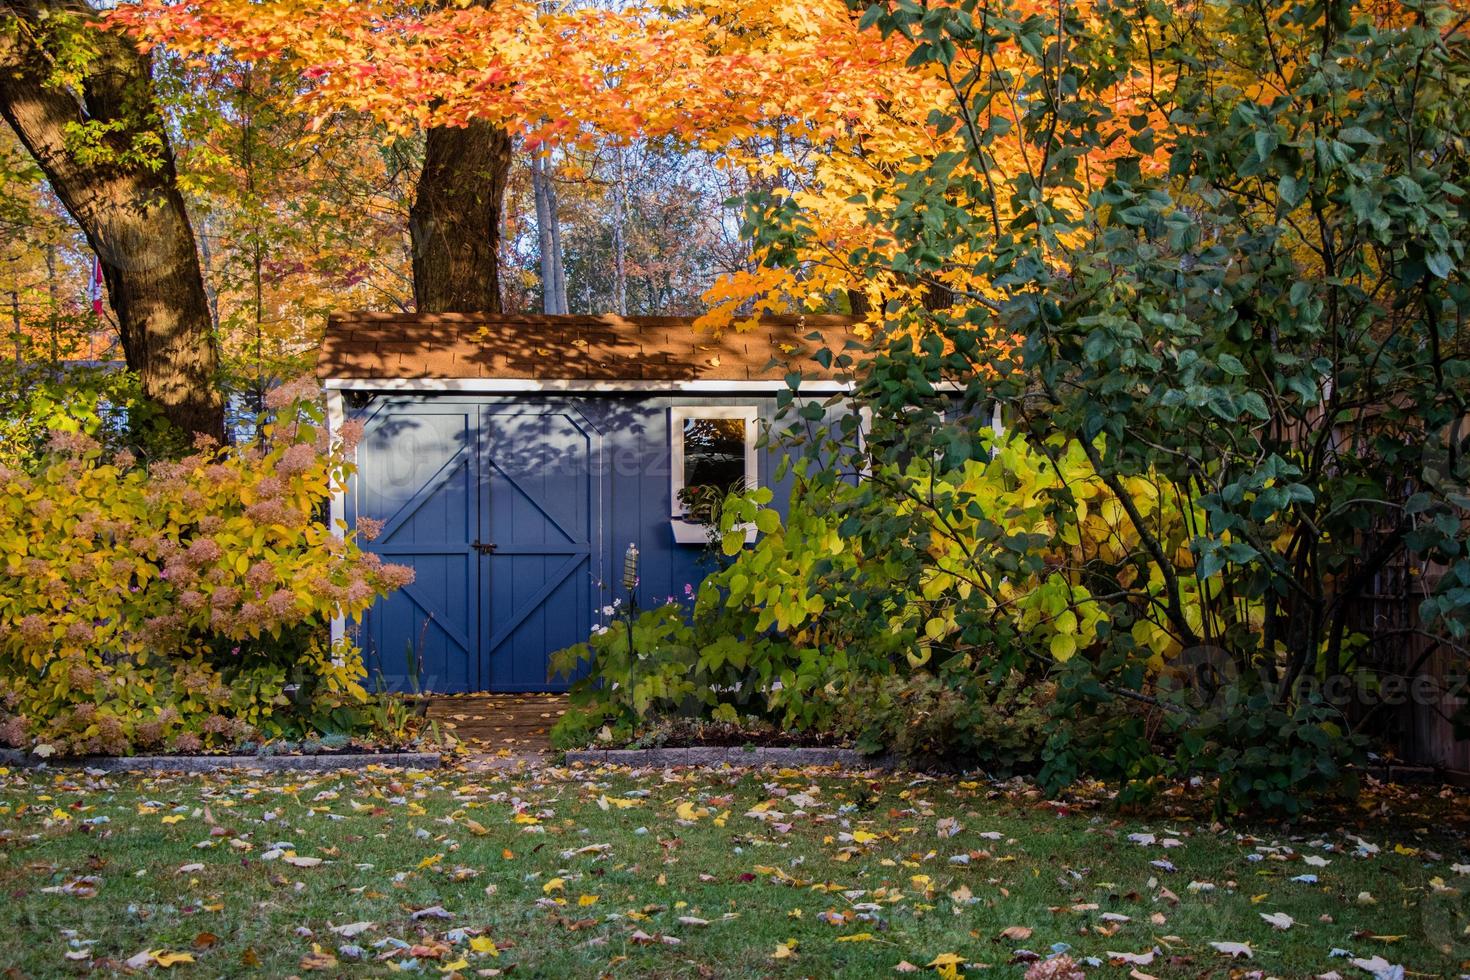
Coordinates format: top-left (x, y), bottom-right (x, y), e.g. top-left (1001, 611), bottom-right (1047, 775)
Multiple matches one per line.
top-left (669, 405), bottom-right (760, 520)
top-left (669, 405), bottom-right (762, 546)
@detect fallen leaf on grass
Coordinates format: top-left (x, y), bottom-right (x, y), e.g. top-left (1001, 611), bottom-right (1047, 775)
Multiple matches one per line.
top-left (999, 926), bottom-right (1032, 941)
top-left (299, 945), bottom-right (338, 971)
top-left (329, 921), bottom-right (375, 938)
top-left (1209, 941), bottom-right (1253, 959)
top-left (675, 801), bottom-right (708, 822)
top-left (282, 855), bottom-right (322, 868)
top-left (1259, 911), bottom-right (1294, 930)
top-left (40, 876), bottom-right (100, 898)
top-left (1350, 954), bottom-right (1403, 978)
top-left (125, 950), bottom-right (195, 969)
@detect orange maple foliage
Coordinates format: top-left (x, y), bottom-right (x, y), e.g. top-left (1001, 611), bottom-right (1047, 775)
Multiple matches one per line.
top-left (113, 1), bottom-right (910, 144)
top-left (110, 0), bottom-right (1151, 337)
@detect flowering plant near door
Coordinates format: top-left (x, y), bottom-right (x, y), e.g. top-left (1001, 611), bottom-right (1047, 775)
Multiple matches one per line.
top-left (0, 381), bottom-right (414, 756)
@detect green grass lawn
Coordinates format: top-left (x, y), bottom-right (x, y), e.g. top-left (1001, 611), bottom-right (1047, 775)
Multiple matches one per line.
top-left (0, 762), bottom-right (1465, 977)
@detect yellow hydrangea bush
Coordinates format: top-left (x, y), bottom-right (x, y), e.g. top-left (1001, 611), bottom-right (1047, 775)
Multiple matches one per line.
top-left (0, 379), bottom-right (412, 755)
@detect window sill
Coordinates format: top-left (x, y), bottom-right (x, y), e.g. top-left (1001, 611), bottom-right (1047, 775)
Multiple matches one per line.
top-left (670, 519), bottom-right (758, 546)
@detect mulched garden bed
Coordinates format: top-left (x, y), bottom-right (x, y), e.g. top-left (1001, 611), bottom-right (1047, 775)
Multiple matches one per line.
top-left (0, 747), bottom-right (442, 772)
top-left (610, 718), bottom-right (853, 750)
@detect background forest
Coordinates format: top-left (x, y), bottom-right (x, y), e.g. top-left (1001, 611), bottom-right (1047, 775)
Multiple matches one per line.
top-left (0, 77), bottom-right (748, 433)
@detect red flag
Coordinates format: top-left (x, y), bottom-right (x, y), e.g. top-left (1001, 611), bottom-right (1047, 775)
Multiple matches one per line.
top-left (88, 255), bottom-right (104, 317)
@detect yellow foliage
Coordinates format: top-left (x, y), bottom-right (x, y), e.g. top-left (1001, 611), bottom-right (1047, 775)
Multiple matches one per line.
top-left (0, 389), bottom-right (410, 755)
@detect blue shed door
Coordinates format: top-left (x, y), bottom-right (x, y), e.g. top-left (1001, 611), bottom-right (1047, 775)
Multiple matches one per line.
top-left (354, 399), bottom-right (601, 693)
top-left (480, 407), bottom-right (600, 692)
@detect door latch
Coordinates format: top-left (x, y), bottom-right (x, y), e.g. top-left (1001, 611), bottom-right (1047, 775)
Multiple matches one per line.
top-left (471, 541), bottom-right (498, 555)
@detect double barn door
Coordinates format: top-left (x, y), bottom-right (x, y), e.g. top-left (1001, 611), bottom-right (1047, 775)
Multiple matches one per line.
top-left (352, 399), bottom-right (602, 692)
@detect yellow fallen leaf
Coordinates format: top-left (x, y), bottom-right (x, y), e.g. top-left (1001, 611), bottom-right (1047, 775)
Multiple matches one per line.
top-left (153, 951), bottom-right (195, 968)
top-left (676, 801), bottom-right (708, 821)
top-left (418, 854), bottom-right (444, 870)
top-left (851, 831), bottom-right (879, 844)
top-left (836, 933), bottom-right (875, 943)
top-left (161, 815), bottom-right (185, 825)
top-left (929, 953), bottom-right (965, 967)
top-left (439, 958), bottom-right (469, 973)
top-left (772, 939), bottom-right (798, 959)
top-left (462, 818), bottom-right (489, 836)
top-left (543, 877), bottom-right (565, 894)
top-left (468, 937), bottom-right (499, 956)
top-left (578, 894), bottom-right (599, 907)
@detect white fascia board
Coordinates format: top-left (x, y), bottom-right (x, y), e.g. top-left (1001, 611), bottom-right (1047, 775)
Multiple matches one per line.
top-left (321, 377), bottom-right (858, 394)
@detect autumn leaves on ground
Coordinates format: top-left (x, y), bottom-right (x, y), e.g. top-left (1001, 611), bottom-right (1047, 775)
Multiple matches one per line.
top-left (1, 764), bottom-right (1466, 978)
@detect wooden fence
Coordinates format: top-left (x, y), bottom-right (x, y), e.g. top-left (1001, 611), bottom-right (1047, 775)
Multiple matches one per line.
top-left (1352, 558), bottom-right (1470, 776)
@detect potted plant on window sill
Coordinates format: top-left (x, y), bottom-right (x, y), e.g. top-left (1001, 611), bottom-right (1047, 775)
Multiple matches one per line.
top-left (671, 484), bottom-right (757, 546)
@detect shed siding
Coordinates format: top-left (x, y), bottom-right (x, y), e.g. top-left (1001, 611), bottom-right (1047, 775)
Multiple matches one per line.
top-left (346, 392), bottom-right (812, 692)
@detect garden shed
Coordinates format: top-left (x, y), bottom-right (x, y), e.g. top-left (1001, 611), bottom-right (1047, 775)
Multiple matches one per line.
top-left (317, 312), bottom-right (859, 694)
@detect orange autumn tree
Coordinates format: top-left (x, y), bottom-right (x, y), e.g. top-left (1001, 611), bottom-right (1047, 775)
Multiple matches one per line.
top-left (161, 55), bottom-right (420, 413)
top-left (110, 1), bottom-right (1073, 331)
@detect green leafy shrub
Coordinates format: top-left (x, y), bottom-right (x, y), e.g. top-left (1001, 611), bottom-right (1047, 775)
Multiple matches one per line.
top-left (548, 702), bottom-right (628, 751)
top-left (0, 378), bottom-right (413, 755)
top-left (0, 362), bottom-right (177, 467)
top-left (839, 668), bottom-right (1052, 774)
top-left (551, 601), bottom-right (796, 730)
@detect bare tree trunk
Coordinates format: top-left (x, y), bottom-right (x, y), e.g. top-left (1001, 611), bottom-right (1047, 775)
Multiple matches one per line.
top-left (44, 243), bottom-right (57, 363)
top-left (530, 151), bottom-right (568, 315)
top-left (197, 212), bottom-right (220, 327)
top-left (550, 176), bottom-right (566, 312)
top-left (9, 288), bottom-right (20, 364)
top-left (610, 143), bottom-right (627, 316)
top-left (0, 0), bottom-right (224, 441)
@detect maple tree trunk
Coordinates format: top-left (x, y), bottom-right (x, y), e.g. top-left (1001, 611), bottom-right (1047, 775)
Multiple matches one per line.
top-left (410, 119), bottom-right (512, 314)
top-left (0, 1), bottom-right (224, 441)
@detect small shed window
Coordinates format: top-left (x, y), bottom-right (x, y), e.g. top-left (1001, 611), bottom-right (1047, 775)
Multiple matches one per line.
top-left (670, 406), bottom-right (759, 522)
